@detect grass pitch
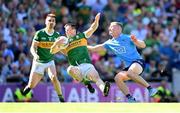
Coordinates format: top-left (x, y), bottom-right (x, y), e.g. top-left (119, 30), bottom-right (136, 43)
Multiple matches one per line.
top-left (0, 103), bottom-right (179, 113)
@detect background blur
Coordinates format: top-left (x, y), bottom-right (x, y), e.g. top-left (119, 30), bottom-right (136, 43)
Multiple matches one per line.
top-left (0, 0), bottom-right (179, 102)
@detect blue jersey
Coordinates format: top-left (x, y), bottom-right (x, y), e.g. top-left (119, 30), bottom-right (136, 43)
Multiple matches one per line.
top-left (103, 34), bottom-right (142, 67)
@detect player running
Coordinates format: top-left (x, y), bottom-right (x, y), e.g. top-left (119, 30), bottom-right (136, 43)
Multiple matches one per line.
top-left (50, 13), bottom-right (110, 97)
top-left (88, 22), bottom-right (157, 102)
top-left (23, 13), bottom-right (65, 102)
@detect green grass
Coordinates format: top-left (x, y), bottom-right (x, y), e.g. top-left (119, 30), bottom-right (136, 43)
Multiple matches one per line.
top-left (0, 103), bottom-right (179, 113)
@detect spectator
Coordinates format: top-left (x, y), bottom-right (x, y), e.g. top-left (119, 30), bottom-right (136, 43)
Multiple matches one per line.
top-left (14, 79), bottom-right (33, 102)
top-left (153, 80), bottom-right (178, 102)
top-left (0, 0), bottom-right (179, 84)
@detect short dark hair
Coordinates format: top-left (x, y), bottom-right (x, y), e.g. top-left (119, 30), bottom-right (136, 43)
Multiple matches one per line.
top-left (46, 13), bottom-right (56, 18)
top-left (64, 23), bottom-right (77, 30)
top-left (111, 22), bottom-right (123, 29)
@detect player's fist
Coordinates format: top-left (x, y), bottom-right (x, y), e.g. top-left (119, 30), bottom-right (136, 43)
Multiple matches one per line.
top-left (130, 35), bottom-right (137, 42)
top-left (95, 13), bottom-right (100, 21)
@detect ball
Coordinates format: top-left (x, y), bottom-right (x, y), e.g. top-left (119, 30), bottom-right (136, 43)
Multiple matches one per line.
top-left (57, 36), bottom-right (69, 49)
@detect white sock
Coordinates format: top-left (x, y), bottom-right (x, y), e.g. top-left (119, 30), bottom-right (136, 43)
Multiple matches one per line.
top-left (96, 79), bottom-right (105, 92)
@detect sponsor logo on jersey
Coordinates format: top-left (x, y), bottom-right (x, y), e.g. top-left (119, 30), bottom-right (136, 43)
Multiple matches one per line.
top-left (38, 41), bottom-right (54, 49)
top-left (41, 37), bottom-right (47, 40)
top-left (66, 38), bottom-right (87, 52)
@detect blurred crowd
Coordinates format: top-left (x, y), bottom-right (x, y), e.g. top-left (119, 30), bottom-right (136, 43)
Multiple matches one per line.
top-left (0, 0), bottom-right (179, 85)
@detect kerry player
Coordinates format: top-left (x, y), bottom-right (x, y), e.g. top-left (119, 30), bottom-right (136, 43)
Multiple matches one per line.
top-left (51, 13), bottom-right (110, 97)
top-left (23, 13), bottom-right (65, 102)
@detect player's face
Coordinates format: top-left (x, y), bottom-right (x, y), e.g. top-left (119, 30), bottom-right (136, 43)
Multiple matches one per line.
top-left (65, 26), bottom-right (76, 37)
top-left (45, 16), bottom-right (56, 29)
top-left (108, 24), bottom-right (121, 38)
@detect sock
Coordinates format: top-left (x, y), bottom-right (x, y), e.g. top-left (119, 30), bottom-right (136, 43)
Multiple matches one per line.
top-left (126, 94), bottom-right (131, 99)
top-left (81, 78), bottom-right (90, 86)
top-left (23, 87), bottom-right (31, 95)
top-left (58, 95), bottom-right (65, 102)
top-left (147, 86), bottom-right (152, 90)
top-left (96, 79), bottom-right (105, 92)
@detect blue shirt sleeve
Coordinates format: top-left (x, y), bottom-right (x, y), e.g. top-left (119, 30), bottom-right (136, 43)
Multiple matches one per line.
top-left (126, 35), bottom-right (135, 47)
top-left (102, 40), bottom-right (111, 50)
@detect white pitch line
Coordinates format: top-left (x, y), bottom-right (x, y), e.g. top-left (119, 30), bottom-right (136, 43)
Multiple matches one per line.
top-left (0, 111), bottom-right (180, 113)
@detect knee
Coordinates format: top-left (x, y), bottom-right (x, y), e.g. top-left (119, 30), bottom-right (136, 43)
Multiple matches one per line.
top-left (114, 74), bottom-right (119, 82)
top-left (127, 69), bottom-right (135, 78)
top-left (50, 75), bottom-right (58, 83)
top-left (67, 66), bottom-right (82, 81)
top-left (67, 66), bottom-right (80, 76)
top-left (114, 74), bottom-right (124, 82)
top-left (87, 69), bottom-right (99, 81)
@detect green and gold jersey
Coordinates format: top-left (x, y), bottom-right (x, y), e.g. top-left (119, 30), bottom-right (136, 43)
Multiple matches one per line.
top-left (33, 29), bottom-right (60, 63)
top-left (65, 33), bottom-right (91, 66)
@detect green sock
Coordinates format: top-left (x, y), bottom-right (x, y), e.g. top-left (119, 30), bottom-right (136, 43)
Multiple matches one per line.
top-left (58, 95), bottom-right (65, 102)
top-left (81, 78), bottom-right (90, 86)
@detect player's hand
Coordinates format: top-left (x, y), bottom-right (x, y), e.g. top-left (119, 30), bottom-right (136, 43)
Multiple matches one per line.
top-left (50, 47), bottom-right (54, 54)
top-left (50, 45), bottom-right (60, 54)
top-left (95, 13), bottom-right (100, 21)
top-left (50, 46), bottom-right (56, 54)
top-left (130, 35), bottom-right (138, 42)
top-left (33, 55), bottom-right (39, 61)
top-left (56, 37), bottom-right (66, 45)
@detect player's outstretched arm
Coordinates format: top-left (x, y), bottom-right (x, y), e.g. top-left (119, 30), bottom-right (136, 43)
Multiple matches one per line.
top-left (84, 13), bottom-right (100, 38)
top-left (130, 35), bottom-right (146, 48)
top-left (87, 44), bottom-right (106, 53)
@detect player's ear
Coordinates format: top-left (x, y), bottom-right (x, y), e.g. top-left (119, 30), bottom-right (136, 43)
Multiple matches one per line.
top-left (45, 18), bottom-right (47, 25)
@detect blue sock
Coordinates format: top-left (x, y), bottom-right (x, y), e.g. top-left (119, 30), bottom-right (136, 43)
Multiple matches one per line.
top-left (147, 86), bottom-right (152, 90)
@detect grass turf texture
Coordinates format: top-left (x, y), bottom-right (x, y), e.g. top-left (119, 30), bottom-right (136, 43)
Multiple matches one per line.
top-left (0, 103), bottom-right (179, 113)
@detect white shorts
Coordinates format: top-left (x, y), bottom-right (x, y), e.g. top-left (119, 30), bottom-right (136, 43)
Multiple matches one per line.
top-left (67, 63), bottom-right (95, 77)
top-left (31, 60), bottom-right (55, 75)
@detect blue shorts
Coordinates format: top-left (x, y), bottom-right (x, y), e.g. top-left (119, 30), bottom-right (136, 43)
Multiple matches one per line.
top-left (123, 59), bottom-right (145, 75)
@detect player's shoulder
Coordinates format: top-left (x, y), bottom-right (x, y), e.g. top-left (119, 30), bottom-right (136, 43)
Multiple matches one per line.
top-left (103, 39), bottom-right (112, 44)
top-left (76, 32), bottom-right (85, 38)
top-left (35, 29), bottom-right (45, 35)
top-left (77, 32), bottom-right (84, 36)
top-left (54, 31), bottom-right (60, 35)
top-left (121, 34), bottom-right (130, 38)
top-left (120, 34), bottom-right (131, 41)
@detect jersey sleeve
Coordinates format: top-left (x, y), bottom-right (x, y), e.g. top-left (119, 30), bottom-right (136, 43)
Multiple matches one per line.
top-left (102, 40), bottom-right (111, 50)
top-left (82, 32), bottom-right (89, 39)
top-left (33, 31), bottom-right (40, 42)
top-left (127, 35), bottom-right (135, 46)
top-left (55, 32), bottom-right (61, 40)
top-left (56, 32), bottom-right (61, 37)
top-left (78, 33), bottom-right (87, 39)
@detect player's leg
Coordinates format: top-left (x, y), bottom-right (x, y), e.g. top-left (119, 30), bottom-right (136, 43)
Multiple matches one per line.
top-left (114, 71), bottom-right (136, 102)
top-left (127, 62), bottom-right (157, 97)
top-left (114, 71), bottom-right (130, 96)
top-left (67, 65), bottom-right (95, 93)
top-left (127, 62), bottom-right (149, 87)
top-left (23, 61), bottom-right (43, 95)
top-left (67, 65), bottom-right (83, 82)
top-left (23, 72), bottom-right (43, 95)
top-left (47, 61), bottom-right (64, 102)
top-left (84, 64), bottom-right (110, 97)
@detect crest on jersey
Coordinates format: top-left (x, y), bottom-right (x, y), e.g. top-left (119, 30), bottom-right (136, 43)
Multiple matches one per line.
top-left (48, 37), bottom-right (52, 41)
top-left (76, 35), bottom-right (79, 39)
top-left (41, 37), bottom-right (46, 40)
